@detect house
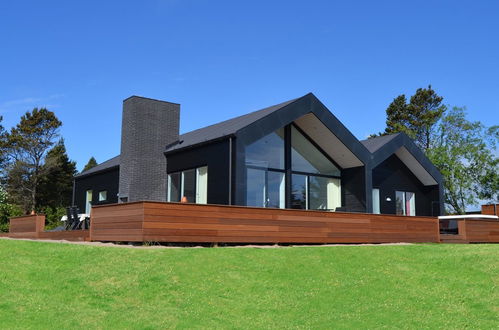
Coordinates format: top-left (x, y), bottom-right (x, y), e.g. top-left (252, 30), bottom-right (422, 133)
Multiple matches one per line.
top-left (73, 93), bottom-right (444, 216)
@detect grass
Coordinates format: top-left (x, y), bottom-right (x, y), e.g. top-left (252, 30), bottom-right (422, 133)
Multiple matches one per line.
top-left (0, 240), bottom-right (497, 329)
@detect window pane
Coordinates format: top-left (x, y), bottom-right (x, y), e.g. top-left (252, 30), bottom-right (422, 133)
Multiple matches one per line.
top-left (196, 166), bottom-right (208, 204)
top-left (291, 126), bottom-right (340, 176)
top-left (395, 191), bottom-right (405, 215)
top-left (267, 171), bottom-right (285, 209)
top-left (328, 178), bottom-right (341, 210)
top-left (245, 128), bottom-right (285, 169)
top-left (246, 168), bottom-right (266, 207)
top-left (406, 192), bottom-right (415, 216)
top-left (372, 188), bottom-right (380, 214)
top-left (309, 176), bottom-right (327, 210)
top-left (168, 172), bottom-right (181, 202)
top-left (309, 176), bottom-right (341, 210)
top-left (85, 190), bottom-right (92, 214)
top-left (98, 191), bottom-right (107, 202)
top-left (182, 169), bottom-right (196, 203)
top-left (291, 174), bottom-right (307, 209)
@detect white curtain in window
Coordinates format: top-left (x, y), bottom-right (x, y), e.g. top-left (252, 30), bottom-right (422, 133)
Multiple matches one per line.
top-left (372, 188), bottom-right (380, 214)
top-left (406, 192), bottom-right (416, 216)
top-left (327, 178), bottom-right (341, 211)
top-left (279, 173), bottom-right (285, 209)
top-left (85, 190), bottom-right (93, 214)
top-left (196, 166), bottom-right (208, 204)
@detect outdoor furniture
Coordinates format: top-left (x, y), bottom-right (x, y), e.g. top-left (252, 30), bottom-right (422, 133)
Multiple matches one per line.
top-left (62, 208), bottom-right (90, 230)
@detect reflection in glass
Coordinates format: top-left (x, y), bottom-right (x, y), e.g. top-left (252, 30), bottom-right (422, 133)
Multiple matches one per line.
top-left (246, 168), bottom-right (266, 207)
top-left (267, 171), bottom-right (285, 208)
top-left (395, 191), bottom-right (416, 216)
top-left (291, 126), bottom-right (340, 176)
top-left (291, 174), bottom-right (307, 209)
top-left (168, 172), bottom-right (181, 202)
top-left (182, 169), bottom-right (196, 203)
top-left (395, 191), bottom-right (405, 215)
top-left (406, 192), bottom-right (415, 216)
top-left (309, 176), bottom-right (341, 210)
top-left (196, 166), bottom-right (208, 204)
top-left (245, 128), bottom-right (285, 169)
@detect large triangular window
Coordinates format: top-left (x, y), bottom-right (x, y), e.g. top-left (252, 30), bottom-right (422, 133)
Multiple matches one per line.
top-left (291, 125), bottom-right (340, 176)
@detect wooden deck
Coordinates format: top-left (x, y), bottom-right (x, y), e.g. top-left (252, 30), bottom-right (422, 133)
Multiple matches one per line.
top-left (6, 203), bottom-right (498, 244)
top-left (90, 202), bottom-right (440, 244)
top-left (7, 215), bottom-right (89, 241)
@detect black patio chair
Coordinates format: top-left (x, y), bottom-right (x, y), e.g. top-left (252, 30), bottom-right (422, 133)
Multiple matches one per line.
top-left (65, 207), bottom-right (73, 230)
top-left (70, 207), bottom-right (81, 230)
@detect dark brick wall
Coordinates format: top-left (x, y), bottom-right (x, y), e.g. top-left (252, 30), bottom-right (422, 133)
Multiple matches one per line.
top-left (119, 96), bottom-right (180, 202)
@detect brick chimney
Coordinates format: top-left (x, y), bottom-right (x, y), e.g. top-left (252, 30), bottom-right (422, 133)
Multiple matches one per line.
top-left (118, 96), bottom-right (180, 202)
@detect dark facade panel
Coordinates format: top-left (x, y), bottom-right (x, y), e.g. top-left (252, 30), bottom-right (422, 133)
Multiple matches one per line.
top-left (166, 139), bottom-right (231, 205)
top-left (373, 155), bottom-right (440, 216)
top-left (342, 166), bottom-right (366, 212)
top-left (74, 167), bottom-right (120, 212)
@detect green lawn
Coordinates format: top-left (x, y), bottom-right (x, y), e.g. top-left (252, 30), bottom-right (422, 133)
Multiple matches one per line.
top-left (0, 240), bottom-right (497, 329)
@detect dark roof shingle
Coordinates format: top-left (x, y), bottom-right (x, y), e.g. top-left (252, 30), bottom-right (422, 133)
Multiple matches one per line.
top-left (360, 133), bottom-right (400, 153)
top-left (75, 155), bottom-right (120, 178)
top-left (165, 96), bottom-right (301, 152)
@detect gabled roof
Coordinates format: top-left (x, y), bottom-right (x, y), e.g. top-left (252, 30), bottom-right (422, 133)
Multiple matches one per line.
top-left (360, 133), bottom-right (400, 153)
top-left (368, 132), bottom-right (442, 186)
top-left (165, 97), bottom-right (300, 153)
top-left (75, 155), bottom-right (120, 178)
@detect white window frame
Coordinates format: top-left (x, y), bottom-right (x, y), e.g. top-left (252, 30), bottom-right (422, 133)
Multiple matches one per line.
top-left (167, 166), bottom-right (208, 204)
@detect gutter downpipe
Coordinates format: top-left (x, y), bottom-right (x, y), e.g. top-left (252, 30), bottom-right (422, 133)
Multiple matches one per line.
top-left (228, 137), bottom-right (233, 205)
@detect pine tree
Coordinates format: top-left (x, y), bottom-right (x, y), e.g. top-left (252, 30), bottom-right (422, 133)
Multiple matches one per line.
top-left (82, 157), bottom-right (98, 172)
top-left (382, 86), bottom-right (446, 152)
top-left (5, 108), bottom-right (62, 212)
top-left (36, 139), bottom-right (77, 209)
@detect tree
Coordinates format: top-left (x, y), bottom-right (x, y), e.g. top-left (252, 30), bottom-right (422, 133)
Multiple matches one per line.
top-left (82, 157), bottom-right (98, 172)
top-left (426, 107), bottom-right (498, 214)
top-left (0, 185), bottom-right (22, 232)
top-left (0, 116), bottom-right (7, 175)
top-left (384, 95), bottom-right (413, 137)
top-left (381, 85), bottom-right (447, 152)
top-left (5, 108), bottom-right (62, 213)
top-left (36, 139), bottom-right (77, 210)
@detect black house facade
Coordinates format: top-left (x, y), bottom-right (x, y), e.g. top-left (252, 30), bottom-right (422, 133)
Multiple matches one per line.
top-left (74, 93), bottom-right (444, 216)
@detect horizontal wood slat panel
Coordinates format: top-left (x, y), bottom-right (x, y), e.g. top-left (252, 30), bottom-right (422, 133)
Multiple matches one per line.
top-left (8, 215), bottom-right (45, 238)
top-left (464, 220), bottom-right (499, 243)
top-left (38, 231), bottom-right (90, 241)
top-left (91, 202), bottom-right (441, 244)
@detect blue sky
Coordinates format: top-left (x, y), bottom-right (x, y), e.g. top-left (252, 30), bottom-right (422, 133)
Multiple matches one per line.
top-left (1, 0), bottom-right (498, 170)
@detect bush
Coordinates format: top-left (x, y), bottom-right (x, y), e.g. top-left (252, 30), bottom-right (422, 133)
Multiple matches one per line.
top-left (0, 187), bottom-right (22, 233)
top-left (41, 206), bottom-right (66, 230)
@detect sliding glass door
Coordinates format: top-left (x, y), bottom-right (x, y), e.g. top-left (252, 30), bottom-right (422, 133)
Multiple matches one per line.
top-left (246, 167), bottom-right (285, 208)
top-left (395, 191), bottom-right (416, 216)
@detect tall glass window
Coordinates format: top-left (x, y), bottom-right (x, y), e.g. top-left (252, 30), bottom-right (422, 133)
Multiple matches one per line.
top-left (372, 188), bottom-right (380, 214)
top-left (246, 168), bottom-right (285, 208)
top-left (245, 127), bottom-right (285, 169)
top-left (85, 190), bottom-right (93, 214)
top-left (396, 191), bottom-right (416, 216)
top-left (291, 126), bottom-right (340, 176)
top-left (168, 172), bottom-right (181, 202)
top-left (246, 168), bottom-right (266, 207)
top-left (242, 124), bottom-right (342, 211)
top-left (291, 174), bottom-right (307, 209)
top-left (196, 166), bottom-right (208, 204)
top-left (168, 167), bottom-right (208, 204)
